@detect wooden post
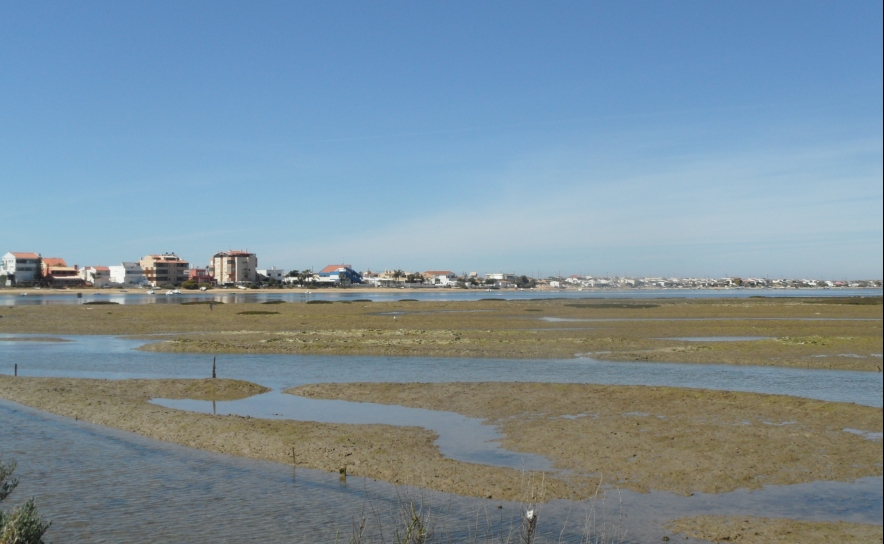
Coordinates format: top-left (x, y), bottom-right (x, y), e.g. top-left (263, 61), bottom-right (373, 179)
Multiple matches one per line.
top-left (292, 447), bottom-right (296, 466)
top-left (339, 466), bottom-right (346, 481)
top-left (212, 357), bottom-right (216, 379)
top-left (14, 364), bottom-right (17, 376)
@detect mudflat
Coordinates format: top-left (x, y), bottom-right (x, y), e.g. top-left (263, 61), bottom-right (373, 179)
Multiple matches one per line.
top-left (0, 376), bottom-right (586, 502)
top-left (288, 382), bottom-right (882, 495)
top-left (1, 296), bottom-right (880, 370)
top-left (1, 376), bottom-right (880, 500)
top-left (666, 516), bottom-right (883, 543)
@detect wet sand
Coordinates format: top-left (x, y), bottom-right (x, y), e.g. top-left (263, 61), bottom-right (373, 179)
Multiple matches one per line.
top-left (667, 516), bottom-right (883, 543)
top-left (287, 382), bottom-right (883, 495)
top-left (1, 376), bottom-right (880, 501)
top-left (0, 376), bottom-right (587, 502)
top-left (1, 297), bottom-right (879, 370)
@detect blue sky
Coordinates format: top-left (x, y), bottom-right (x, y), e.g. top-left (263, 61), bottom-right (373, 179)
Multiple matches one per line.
top-left (1, 1), bottom-right (881, 278)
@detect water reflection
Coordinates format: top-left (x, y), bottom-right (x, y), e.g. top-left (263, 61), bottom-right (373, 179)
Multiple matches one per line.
top-left (1, 288), bottom-right (880, 306)
top-left (152, 392), bottom-right (553, 471)
top-left (1, 335), bottom-right (880, 407)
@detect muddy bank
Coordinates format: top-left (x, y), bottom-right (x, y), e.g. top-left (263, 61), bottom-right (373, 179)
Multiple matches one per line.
top-left (666, 516), bottom-right (883, 543)
top-left (287, 382), bottom-right (883, 495)
top-left (1, 297), bottom-right (880, 370)
top-left (0, 376), bottom-right (589, 502)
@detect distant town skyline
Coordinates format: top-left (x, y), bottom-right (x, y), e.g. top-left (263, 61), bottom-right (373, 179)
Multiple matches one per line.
top-left (1, 2), bottom-right (881, 278)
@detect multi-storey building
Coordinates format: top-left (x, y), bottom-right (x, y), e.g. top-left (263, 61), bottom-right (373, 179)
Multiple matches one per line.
top-left (41, 257), bottom-right (83, 287)
top-left (81, 266), bottom-right (112, 288)
top-left (210, 250), bottom-right (257, 285)
top-left (1, 252), bottom-right (41, 286)
top-left (139, 253), bottom-right (190, 286)
top-left (109, 262), bottom-right (149, 286)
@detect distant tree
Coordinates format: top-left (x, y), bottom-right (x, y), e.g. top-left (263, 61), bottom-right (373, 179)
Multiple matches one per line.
top-left (483, 278), bottom-right (496, 285)
top-left (392, 270), bottom-right (405, 282)
top-left (33, 260), bottom-right (46, 287)
top-left (286, 270), bottom-right (300, 278)
top-left (299, 270), bottom-right (315, 285)
top-left (0, 457), bottom-right (50, 544)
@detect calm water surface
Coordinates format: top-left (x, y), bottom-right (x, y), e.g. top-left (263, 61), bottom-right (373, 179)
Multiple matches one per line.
top-left (1, 287), bottom-right (880, 306)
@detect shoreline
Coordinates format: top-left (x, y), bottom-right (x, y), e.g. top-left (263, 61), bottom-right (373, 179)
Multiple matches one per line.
top-left (2, 286), bottom-right (882, 297)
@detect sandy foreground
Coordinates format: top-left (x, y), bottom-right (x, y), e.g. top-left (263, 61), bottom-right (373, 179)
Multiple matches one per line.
top-left (666, 516), bottom-right (883, 543)
top-left (2, 376), bottom-right (880, 501)
top-left (1, 296), bottom-right (881, 370)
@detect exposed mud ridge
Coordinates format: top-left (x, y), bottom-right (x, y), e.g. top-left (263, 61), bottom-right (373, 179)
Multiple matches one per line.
top-left (287, 382), bottom-right (883, 495)
top-left (1, 297), bottom-right (880, 370)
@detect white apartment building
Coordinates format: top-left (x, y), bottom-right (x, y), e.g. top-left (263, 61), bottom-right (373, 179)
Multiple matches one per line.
top-left (109, 262), bottom-right (149, 286)
top-left (211, 250), bottom-right (257, 285)
top-left (1, 252), bottom-right (41, 286)
top-left (81, 266), bottom-right (112, 288)
top-left (257, 267), bottom-right (285, 282)
top-left (485, 272), bottom-right (516, 282)
top-left (423, 270), bottom-right (458, 286)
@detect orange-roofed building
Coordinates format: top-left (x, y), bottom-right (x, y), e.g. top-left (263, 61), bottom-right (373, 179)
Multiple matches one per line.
top-left (317, 264), bottom-right (362, 285)
top-left (1, 252), bottom-right (42, 286)
top-left (41, 257), bottom-right (84, 287)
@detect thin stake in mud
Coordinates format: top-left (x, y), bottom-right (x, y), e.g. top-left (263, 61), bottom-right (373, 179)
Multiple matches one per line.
top-left (14, 364), bottom-right (17, 376)
top-left (339, 466), bottom-right (346, 482)
top-left (212, 357), bottom-right (216, 379)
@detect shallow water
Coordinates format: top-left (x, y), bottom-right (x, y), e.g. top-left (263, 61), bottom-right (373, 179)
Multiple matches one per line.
top-left (1, 335), bottom-right (880, 407)
top-left (3, 401), bottom-right (880, 544)
top-left (1, 287), bottom-right (880, 306)
top-left (151, 392), bottom-right (553, 471)
top-left (2, 336), bottom-right (883, 540)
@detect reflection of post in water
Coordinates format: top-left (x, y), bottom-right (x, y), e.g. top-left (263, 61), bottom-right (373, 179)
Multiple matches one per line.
top-left (212, 357), bottom-right (216, 379)
top-left (212, 400), bottom-right (216, 415)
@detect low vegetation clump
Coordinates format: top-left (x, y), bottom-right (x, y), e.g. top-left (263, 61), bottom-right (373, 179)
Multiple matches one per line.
top-left (237, 311), bottom-right (279, 315)
top-left (181, 301), bottom-right (223, 305)
top-left (306, 300), bottom-right (333, 305)
top-left (0, 457), bottom-right (50, 544)
top-left (398, 299), bottom-right (419, 302)
top-left (83, 301), bottom-right (119, 305)
top-left (260, 300), bottom-right (286, 305)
